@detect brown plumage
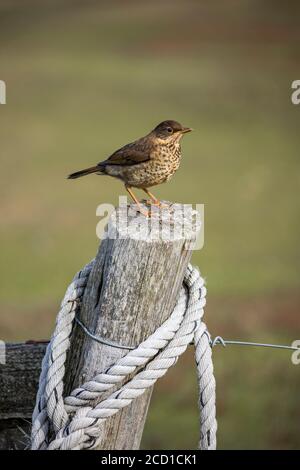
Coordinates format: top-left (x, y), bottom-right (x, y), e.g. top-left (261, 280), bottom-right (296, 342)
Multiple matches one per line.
top-left (68, 120), bottom-right (192, 216)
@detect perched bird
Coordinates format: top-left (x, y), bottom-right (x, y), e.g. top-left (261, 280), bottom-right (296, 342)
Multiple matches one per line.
top-left (68, 120), bottom-right (192, 216)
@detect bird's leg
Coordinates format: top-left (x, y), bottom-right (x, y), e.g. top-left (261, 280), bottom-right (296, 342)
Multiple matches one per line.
top-left (143, 188), bottom-right (160, 206)
top-left (143, 188), bottom-right (168, 208)
top-left (126, 186), bottom-right (150, 217)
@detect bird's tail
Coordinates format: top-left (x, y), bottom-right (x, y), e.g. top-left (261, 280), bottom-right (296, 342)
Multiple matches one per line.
top-left (67, 166), bottom-right (100, 179)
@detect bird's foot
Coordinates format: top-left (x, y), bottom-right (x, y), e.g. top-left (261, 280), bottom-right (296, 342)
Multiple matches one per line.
top-left (138, 207), bottom-right (151, 217)
top-left (132, 203), bottom-right (151, 217)
top-left (157, 201), bottom-right (169, 209)
top-left (145, 199), bottom-right (168, 209)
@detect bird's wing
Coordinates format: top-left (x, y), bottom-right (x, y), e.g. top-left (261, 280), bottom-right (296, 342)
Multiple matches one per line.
top-left (97, 142), bottom-right (151, 167)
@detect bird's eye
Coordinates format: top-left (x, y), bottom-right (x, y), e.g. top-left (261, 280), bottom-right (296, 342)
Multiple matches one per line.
top-left (166, 127), bottom-right (173, 133)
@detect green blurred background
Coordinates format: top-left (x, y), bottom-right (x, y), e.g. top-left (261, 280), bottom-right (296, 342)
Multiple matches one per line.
top-left (1, 0), bottom-right (299, 449)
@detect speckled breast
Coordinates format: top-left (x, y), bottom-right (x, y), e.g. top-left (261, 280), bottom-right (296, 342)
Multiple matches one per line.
top-left (123, 144), bottom-right (182, 188)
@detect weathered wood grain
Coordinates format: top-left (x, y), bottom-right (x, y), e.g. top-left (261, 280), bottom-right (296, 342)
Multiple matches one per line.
top-left (0, 342), bottom-right (47, 449)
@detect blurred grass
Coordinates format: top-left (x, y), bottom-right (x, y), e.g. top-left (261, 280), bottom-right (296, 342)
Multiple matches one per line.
top-left (144, 344), bottom-right (300, 449)
top-left (0, 0), bottom-right (299, 449)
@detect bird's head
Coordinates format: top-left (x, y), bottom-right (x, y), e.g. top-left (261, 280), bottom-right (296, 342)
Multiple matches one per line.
top-left (152, 120), bottom-right (192, 143)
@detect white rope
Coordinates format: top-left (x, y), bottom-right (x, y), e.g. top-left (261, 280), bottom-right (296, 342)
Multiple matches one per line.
top-left (31, 261), bottom-right (217, 450)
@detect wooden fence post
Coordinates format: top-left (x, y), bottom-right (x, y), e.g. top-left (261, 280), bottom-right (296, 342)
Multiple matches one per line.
top-left (0, 203), bottom-right (200, 449)
top-left (64, 203), bottom-right (200, 449)
top-left (0, 342), bottom-right (47, 449)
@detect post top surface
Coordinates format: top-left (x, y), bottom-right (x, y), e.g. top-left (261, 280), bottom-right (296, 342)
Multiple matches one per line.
top-left (107, 201), bottom-right (202, 243)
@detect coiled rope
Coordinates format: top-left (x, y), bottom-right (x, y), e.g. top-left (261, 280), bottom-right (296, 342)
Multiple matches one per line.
top-left (31, 260), bottom-right (217, 450)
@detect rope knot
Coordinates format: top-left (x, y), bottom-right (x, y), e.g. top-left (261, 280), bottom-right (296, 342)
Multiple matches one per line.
top-left (31, 261), bottom-right (217, 450)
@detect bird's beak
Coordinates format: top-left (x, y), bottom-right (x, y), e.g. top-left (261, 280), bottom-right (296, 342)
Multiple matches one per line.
top-left (181, 127), bottom-right (193, 134)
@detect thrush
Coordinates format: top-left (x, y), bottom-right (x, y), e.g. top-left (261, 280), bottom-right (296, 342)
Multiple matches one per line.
top-left (68, 120), bottom-right (192, 216)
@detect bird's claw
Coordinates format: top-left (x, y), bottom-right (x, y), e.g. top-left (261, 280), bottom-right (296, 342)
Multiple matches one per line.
top-left (139, 208), bottom-right (151, 217)
top-left (145, 200), bottom-right (168, 209)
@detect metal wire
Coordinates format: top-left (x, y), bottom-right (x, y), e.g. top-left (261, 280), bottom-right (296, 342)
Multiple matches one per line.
top-left (74, 316), bottom-right (136, 350)
top-left (75, 320), bottom-right (300, 354)
top-left (210, 335), bottom-right (300, 351)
